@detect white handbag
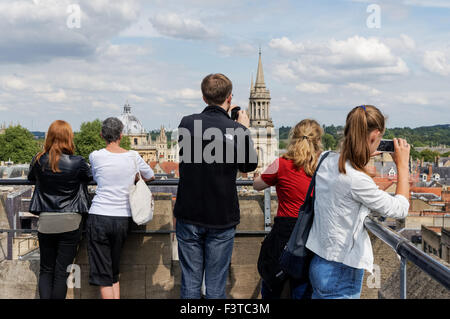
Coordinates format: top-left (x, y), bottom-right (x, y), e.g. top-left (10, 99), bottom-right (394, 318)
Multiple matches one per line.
top-left (129, 154), bottom-right (154, 225)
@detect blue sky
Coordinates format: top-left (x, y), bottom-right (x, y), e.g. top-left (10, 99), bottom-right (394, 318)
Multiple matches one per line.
top-left (0, 0), bottom-right (449, 132)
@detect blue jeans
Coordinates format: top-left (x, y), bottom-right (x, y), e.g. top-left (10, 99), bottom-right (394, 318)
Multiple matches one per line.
top-left (309, 254), bottom-right (365, 299)
top-left (176, 219), bottom-right (236, 299)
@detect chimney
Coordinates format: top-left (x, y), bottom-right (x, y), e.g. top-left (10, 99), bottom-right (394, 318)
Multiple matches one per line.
top-left (436, 155), bottom-right (440, 167)
top-left (427, 164), bottom-right (433, 182)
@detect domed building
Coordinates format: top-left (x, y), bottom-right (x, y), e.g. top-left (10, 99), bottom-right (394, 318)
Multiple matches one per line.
top-left (117, 103), bottom-right (179, 167)
top-left (118, 102), bottom-right (149, 148)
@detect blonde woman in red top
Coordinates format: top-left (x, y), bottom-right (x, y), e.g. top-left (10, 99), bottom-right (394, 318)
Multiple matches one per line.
top-left (254, 119), bottom-right (323, 299)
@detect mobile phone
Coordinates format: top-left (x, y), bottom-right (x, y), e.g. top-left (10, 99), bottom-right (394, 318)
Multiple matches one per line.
top-left (377, 139), bottom-right (395, 153)
top-left (231, 106), bottom-right (241, 121)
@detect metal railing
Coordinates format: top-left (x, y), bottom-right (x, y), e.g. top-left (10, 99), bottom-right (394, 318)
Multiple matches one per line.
top-left (0, 178), bottom-right (271, 242)
top-left (1, 179), bottom-right (450, 298)
top-left (364, 216), bottom-right (450, 298)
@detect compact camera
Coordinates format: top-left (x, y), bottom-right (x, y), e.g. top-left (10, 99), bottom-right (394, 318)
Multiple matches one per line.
top-left (377, 139), bottom-right (395, 153)
top-left (231, 106), bottom-right (241, 121)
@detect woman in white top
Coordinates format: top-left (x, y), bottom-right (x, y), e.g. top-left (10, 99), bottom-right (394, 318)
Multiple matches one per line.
top-left (87, 117), bottom-right (154, 299)
top-left (306, 105), bottom-right (411, 299)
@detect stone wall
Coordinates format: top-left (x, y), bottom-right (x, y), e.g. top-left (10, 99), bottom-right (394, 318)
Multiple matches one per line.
top-left (360, 233), bottom-right (402, 299)
top-left (1, 191), bottom-right (448, 299)
top-left (421, 225), bottom-right (441, 257)
top-left (379, 256), bottom-right (450, 299)
top-left (65, 193), bottom-right (277, 299)
top-left (401, 216), bottom-right (450, 229)
top-left (0, 194), bottom-right (9, 262)
top-left (441, 229), bottom-right (450, 263)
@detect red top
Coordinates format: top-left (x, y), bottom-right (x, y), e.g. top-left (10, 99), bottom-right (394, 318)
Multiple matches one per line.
top-left (261, 157), bottom-right (312, 218)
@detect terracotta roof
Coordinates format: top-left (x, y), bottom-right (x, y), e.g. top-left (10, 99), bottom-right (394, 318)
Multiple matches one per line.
top-left (149, 161), bottom-right (158, 169)
top-left (411, 187), bottom-right (442, 197)
top-left (373, 177), bottom-right (395, 191)
top-left (158, 162), bottom-right (179, 176)
top-left (425, 226), bottom-right (442, 234)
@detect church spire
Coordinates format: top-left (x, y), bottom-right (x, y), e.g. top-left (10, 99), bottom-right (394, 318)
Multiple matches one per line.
top-left (255, 48), bottom-right (265, 88)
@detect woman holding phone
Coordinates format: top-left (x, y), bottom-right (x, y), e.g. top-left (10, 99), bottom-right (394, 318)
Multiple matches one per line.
top-left (306, 105), bottom-right (411, 299)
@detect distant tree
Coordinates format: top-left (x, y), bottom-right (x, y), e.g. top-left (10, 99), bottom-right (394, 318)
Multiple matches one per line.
top-left (410, 147), bottom-right (420, 160)
top-left (322, 133), bottom-right (337, 150)
top-left (279, 140), bottom-right (287, 150)
top-left (442, 151), bottom-right (450, 157)
top-left (0, 125), bottom-right (41, 164)
top-left (419, 149), bottom-right (440, 162)
top-left (74, 119), bottom-right (131, 162)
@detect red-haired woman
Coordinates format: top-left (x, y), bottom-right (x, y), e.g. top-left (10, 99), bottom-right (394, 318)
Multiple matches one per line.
top-left (28, 120), bottom-right (92, 299)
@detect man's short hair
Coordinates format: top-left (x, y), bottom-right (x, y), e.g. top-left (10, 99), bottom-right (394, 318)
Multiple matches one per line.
top-left (201, 73), bottom-right (233, 106)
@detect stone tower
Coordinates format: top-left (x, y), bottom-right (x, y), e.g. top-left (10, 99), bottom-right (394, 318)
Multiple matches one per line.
top-left (156, 125), bottom-right (168, 161)
top-left (248, 49), bottom-right (274, 128)
top-left (248, 50), bottom-right (278, 176)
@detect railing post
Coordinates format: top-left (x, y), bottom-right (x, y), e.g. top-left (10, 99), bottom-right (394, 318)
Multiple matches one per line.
top-left (264, 187), bottom-right (272, 232)
top-left (400, 257), bottom-right (407, 299)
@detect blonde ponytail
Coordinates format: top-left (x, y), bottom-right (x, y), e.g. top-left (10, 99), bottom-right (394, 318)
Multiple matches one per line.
top-left (282, 119), bottom-right (324, 176)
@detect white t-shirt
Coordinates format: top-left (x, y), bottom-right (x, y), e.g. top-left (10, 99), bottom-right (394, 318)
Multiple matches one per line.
top-left (89, 149), bottom-right (154, 217)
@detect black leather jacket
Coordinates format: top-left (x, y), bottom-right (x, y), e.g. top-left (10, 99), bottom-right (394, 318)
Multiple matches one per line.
top-left (27, 153), bottom-right (93, 215)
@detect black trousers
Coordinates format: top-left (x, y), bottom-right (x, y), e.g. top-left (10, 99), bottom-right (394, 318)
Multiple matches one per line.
top-left (86, 214), bottom-right (130, 287)
top-left (37, 228), bottom-right (81, 299)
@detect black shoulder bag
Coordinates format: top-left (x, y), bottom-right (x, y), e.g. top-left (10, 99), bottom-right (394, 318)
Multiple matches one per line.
top-left (278, 151), bottom-right (330, 281)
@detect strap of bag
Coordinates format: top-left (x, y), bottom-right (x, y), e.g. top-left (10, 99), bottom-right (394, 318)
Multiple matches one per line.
top-left (303, 151), bottom-right (331, 204)
top-left (132, 152), bottom-right (141, 183)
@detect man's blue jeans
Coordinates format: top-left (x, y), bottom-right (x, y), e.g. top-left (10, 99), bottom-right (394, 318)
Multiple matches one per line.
top-left (309, 254), bottom-right (365, 299)
top-left (176, 219), bottom-right (236, 299)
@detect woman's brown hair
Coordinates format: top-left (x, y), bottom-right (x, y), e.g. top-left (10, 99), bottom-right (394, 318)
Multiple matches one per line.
top-left (282, 119), bottom-right (324, 176)
top-left (338, 105), bottom-right (385, 174)
top-left (35, 120), bottom-right (75, 173)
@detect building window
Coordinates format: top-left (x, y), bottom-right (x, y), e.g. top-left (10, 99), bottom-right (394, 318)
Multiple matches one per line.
top-left (134, 138), bottom-right (138, 145)
top-left (421, 174), bottom-right (427, 182)
top-left (388, 167), bottom-right (396, 177)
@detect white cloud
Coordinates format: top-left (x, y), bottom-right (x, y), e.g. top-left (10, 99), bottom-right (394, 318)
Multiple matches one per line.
top-left (269, 37), bottom-right (305, 55)
top-left (172, 88), bottom-right (202, 100)
top-left (296, 82), bottom-right (330, 94)
top-left (218, 43), bottom-right (256, 57)
top-left (0, 76), bottom-right (27, 91)
top-left (270, 36), bottom-right (409, 83)
top-left (423, 50), bottom-right (450, 76)
top-left (394, 93), bottom-right (430, 106)
top-left (91, 101), bottom-right (120, 111)
top-left (383, 34), bottom-right (416, 55)
top-left (0, 105), bottom-right (8, 111)
top-left (402, 0), bottom-right (450, 8)
top-left (327, 36), bottom-right (399, 67)
top-left (39, 89), bottom-right (67, 103)
top-left (149, 13), bottom-right (217, 40)
top-left (0, 0), bottom-right (139, 63)
top-left (345, 83), bottom-right (381, 96)
top-left (272, 64), bottom-right (298, 81)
